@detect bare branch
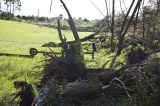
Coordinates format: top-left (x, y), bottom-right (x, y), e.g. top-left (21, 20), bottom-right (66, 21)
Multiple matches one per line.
top-left (59, 0), bottom-right (80, 41)
top-left (117, 0), bottom-right (142, 55)
top-left (89, 0), bottom-right (105, 17)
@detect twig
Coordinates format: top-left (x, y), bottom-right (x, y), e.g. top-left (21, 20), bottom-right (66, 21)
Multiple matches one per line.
top-left (89, 0), bottom-right (105, 17)
top-left (121, 62), bottom-right (160, 70)
top-left (102, 77), bottom-right (132, 100)
top-left (121, 0), bottom-right (127, 11)
top-left (137, 68), bottom-right (156, 97)
top-left (119, 0), bottom-right (125, 15)
top-left (105, 0), bottom-right (111, 29)
top-left (117, 0), bottom-right (142, 55)
top-left (48, 47), bottom-right (57, 57)
top-left (60, 0), bottom-right (80, 41)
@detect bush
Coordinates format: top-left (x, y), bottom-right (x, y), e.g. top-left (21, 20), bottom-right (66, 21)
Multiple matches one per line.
top-left (0, 12), bottom-right (14, 20)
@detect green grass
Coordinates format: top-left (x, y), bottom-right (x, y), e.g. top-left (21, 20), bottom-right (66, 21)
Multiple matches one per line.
top-left (0, 20), bottom-right (91, 53)
top-left (0, 20), bottom-right (93, 105)
top-left (0, 19), bottom-right (126, 105)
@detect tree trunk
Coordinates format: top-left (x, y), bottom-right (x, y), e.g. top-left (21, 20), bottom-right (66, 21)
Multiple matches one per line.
top-left (59, 0), bottom-right (79, 41)
top-left (110, 0), bottom-right (115, 52)
top-left (105, 0), bottom-right (110, 28)
top-left (132, 5), bottom-right (140, 49)
top-left (12, 4), bottom-right (14, 14)
top-left (0, 1), bottom-right (1, 11)
top-left (116, 0), bottom-right (142, 56)
top-left (142, 10), bottom-right (145, 41)
top-left (59, 0), bottom-right (85, 68)
top-left (151, 0), bottom-right (160, 44)
top-left (57, 19), bottom-right (64, 43)
top-left (9, 1), bottom-right (11, 13)
top-left (116, 0), bottom-right (135, 55)
top-left (7, 3), bottom-right (9, 13)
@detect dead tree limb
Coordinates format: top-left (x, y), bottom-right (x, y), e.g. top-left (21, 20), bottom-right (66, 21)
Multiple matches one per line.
top-left (119, 0), bottom-right (124, 15)
top-left (119, 0), bottom-right (135, 39)
top-left (42, 30), bottom-right (101, 47)
top-left (89, 0), bottom-right (105, 17)
top-left (62, 80), bottom-right (103, 97)
top-left (132, 4), bottom-right (140, 49)
top-left (110, 0), bottom-right (115, 52)
top-left (59, 0), bottom-right (80, 41)
top-left (57, 18), bottom-right (64, 43)
top-left (59, 0), bottom-right (86, 69)
top-left (116, 0), bottom-right (142, 56)
top-left (105, 0), bottom-right (111, 28)
top-left (142, 0), bottom-right (145, 39)
top-left (121, 0), bottom-right (127, 11)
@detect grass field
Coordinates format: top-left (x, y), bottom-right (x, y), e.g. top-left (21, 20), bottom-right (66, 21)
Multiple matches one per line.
top-left (0, 20), bottom-right (126, 105)
top-left (0, 20), bottom-right (94, 105)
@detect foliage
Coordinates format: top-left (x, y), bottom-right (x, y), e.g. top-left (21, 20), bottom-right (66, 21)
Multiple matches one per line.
top-left (3, 0), bottom-right (21, 13)
top-left (1, 0), bottom-right (160, 104)
top-left (132, 54), bottom-right (160, 106)
top-left (42, 80), bottom-right (69, 106)
top-left (0, 11), bottom-right (14, 20)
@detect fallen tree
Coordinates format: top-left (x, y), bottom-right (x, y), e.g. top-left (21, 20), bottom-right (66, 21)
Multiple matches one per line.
top-left (31, 0), bottom-right (160, 106)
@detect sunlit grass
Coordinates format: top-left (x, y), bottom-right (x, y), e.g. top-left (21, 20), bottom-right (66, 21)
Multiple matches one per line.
top-left (0, 19), bottom-right (94, 105)
top-left (0, 19), bottom-right (127, 105)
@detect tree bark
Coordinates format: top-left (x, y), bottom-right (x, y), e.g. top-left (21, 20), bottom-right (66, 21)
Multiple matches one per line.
top-left (59, 0), bottom-right (85, 68)
top-left (110, 0), bottom-right (115, 52)
top-left (59, 0), bottom-right (80, 41)
top-left (116, 0), bottom-right (142, 56)
top-left (151, 0), bottom-right (160, 43)
top-left (105, 0), bottom-right (111, 28)
top-left (132, 5), bottom-right (140, 49)
top-left (57, 19), bottom-right (64, 43)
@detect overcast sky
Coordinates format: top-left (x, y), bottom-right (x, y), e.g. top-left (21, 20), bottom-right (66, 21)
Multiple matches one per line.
top-left (1, 0), bottom-right (149, 20)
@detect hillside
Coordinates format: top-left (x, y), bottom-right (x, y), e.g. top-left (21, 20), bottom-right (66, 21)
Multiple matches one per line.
top-left (0, 20), bottom-right (92, 105)
top-left (0, 20), bottom-right (92, 54)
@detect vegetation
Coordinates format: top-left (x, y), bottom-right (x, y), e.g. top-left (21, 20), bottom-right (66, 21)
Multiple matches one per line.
top-left (0, 20), bottom-right (126, 106)
top-left (0, 0), bottom-right (160, 106)
top-left (0, 19), bottom-right (93, 105)
top-left (35, 0), bottom-right (160, 106)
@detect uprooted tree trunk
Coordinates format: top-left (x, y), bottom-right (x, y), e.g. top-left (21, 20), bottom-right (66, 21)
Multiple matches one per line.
top-left (59, 0), bottom-right (85, 68)
top-left (39, 59), bottom-right (160, 105)
top-left (60, 0), bottom-right (79, 41)
top-left (33, 0), bottom-right (160, 106)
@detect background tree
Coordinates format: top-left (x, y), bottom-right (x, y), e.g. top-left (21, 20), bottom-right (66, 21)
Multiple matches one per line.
top-left (0, 0), bottom-right (1, 12)
top-left (3, 0), bottom-right (21, 14)
top-left (2, 0), bottom-right (21, 19)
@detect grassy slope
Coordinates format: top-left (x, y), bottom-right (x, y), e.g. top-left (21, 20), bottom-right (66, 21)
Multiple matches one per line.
top-left (0, 20), bottom-right (126, 105)
top-left (0, 20), bottom-right (92, 105)
top-left (0, 20), bottom-right (91, 54)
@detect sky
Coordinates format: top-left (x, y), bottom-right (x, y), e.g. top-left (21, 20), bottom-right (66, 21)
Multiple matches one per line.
top-left (1, 0), bottom-right (148, 20)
